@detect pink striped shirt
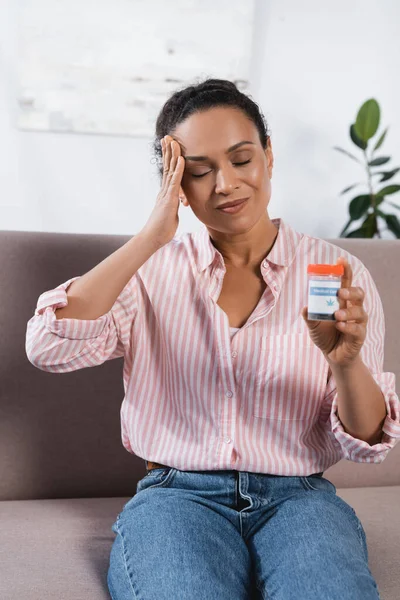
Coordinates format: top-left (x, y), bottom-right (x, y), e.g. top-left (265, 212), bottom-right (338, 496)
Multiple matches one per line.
top-left (25, 218), bottom-right (400, 475)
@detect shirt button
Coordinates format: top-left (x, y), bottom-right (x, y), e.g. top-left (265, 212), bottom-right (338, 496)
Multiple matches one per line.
top-left (224, 437), bottom-right (232, 444)
top-left (225, 391), bottom-right (233, 398)
top-left (231, 351), bottom-right (238, 358)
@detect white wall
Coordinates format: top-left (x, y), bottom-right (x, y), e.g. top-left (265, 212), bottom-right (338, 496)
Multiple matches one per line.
top-left (254, 0), bottom-right (400, 238)
top-left (0, 0), bottom-right (399, 238)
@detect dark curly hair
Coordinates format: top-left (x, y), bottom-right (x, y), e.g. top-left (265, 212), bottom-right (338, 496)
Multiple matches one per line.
top-left (152, 77), bottom-right (270, 180)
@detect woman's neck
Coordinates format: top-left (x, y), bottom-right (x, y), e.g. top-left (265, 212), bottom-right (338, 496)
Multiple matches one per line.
top-left (208, 216), bottom-right (279, 269)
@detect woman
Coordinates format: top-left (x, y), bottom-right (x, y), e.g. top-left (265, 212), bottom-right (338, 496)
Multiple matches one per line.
top-left (26, 79), bottom-right (400, 599)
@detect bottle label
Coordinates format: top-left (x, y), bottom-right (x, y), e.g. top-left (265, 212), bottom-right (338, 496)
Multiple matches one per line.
top-left (308, 279), bottom-right (341, 316)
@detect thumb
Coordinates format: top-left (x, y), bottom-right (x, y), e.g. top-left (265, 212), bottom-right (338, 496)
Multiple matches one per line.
top-left (302, 305), bottom-right (321, 333)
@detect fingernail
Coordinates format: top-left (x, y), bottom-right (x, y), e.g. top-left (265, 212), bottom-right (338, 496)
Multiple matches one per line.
top-left (342, 289), bottom-right (349, 298)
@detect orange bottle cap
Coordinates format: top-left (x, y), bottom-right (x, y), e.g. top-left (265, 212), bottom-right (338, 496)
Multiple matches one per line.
top-left (307, 264), bottom-right (344, 276)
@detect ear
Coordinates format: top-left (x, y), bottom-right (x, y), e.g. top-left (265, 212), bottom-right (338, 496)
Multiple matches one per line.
top-left (264, 137), bottom-right (274, 179)
top-left (179, 186), bottom-right (189, 207)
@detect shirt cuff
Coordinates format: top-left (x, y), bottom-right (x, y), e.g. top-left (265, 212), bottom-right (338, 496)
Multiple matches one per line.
top-left (328, 372), bottom-right (400, 462)
top-left (35, 276), bottom-right (108, 340)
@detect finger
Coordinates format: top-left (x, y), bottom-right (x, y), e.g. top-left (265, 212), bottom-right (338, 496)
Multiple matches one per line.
top-left (166, 141), bottom-right (184, 187)
top-left (337, 256), bottom-right (352, 289)
top-left (335, 306), bottom-right (368, 323)
top-left (161, 137), bottom-right (165, 176)
top-left (338, 286), bottom-right (365, 307)
top-left (162, 137), bottom-right (172, 186)
top-left (337, 256), bottom-right (352, 313)
top-left (334, 321), bottom-right (365, 339)
top-left (161, 137), bottom-right (169, 187)
top-left (167, 141), bottom-right (180, 179)
top-left (169, 156), bottom-right (185, 190)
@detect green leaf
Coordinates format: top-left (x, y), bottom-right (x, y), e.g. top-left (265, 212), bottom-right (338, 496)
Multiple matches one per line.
top-left (340, 183), bottom-right (360, 195)
top-left (349, 195), bottom-right (371, 220)
top-left (376, 184), bottom-right (400, 196)
top-left (333, 146), bottom-right (361, 164)
top-left (386, 200), bottom-right (400, 211)
top-left (350, 124), bottom-right (367, 150)
top-left (374, 168), bottom-right (400, 182)
top-left (375, 195), bottom-right (385, 207)
top-left (339, 217), bottom-right (354, 236)
top-left (354, 99), bottom-right (380, 142)
top-left (368, 156), bottom-right (390, 166)
top-left (344, 214), bottom-right (377, 238)
top-left (375, 208), bottom-right (387, 219)
top-left (365, 213), bottom-right (379, 237)
top-left (385, 214), bottom-right (400, 237)
top-left (345, 226), bottom-right (369, 238)
top-left (373, 127), bottom-right (388, 152)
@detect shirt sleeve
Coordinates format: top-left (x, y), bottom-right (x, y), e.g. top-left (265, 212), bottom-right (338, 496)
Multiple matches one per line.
top-left (320, 265), bottom-right (400, 463)
top-left (25, 274), bottom-right (138, 372)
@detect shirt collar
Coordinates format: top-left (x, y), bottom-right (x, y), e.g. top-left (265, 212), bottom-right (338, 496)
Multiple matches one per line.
top-left (193, 217), bottom-right (303, 273)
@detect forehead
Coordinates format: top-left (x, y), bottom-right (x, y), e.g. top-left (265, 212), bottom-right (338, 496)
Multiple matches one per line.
top-left (172, 106), bottom-right (258, 154)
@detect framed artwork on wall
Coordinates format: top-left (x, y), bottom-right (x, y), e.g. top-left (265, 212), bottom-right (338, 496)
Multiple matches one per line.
top-left (17, 0), bottom-right (255, 137)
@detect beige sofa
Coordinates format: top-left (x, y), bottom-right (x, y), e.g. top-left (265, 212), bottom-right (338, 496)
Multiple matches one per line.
top-left (0, 229), bottom-right (399, 600)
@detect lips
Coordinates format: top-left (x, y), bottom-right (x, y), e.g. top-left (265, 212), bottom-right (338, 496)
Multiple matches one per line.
top-left (217, 197), bottom-right (249, 209)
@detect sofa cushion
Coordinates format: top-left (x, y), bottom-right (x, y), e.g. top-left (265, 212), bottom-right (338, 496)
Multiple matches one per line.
top-left (0, 497), bottom-right (123, 600)
top-left (0, 487), bottom-right (399, 600)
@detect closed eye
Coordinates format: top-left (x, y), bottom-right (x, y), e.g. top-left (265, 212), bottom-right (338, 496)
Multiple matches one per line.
top-left (191, 160), bottom-right (251, 178)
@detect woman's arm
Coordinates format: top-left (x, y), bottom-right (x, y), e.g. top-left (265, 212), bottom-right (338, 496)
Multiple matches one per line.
top-left (55, 231), bottom-right (161, 321)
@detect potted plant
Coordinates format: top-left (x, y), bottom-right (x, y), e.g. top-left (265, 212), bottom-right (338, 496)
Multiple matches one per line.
top-left (334, 99), bottom-right (400, 238)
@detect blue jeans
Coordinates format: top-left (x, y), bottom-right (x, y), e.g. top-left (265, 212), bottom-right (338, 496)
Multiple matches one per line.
top-left (107, 468), bottom-right (380, 600)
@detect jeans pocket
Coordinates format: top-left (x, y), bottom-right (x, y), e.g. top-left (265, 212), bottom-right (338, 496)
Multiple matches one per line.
top-left (301, 476), bottom-right (369, 559)
top-left (136, 467), bottom-right (176, 493)
top-left (302, 477), bottom-right (362, 529)
top-left (300, 474), bottom-right (337, 493)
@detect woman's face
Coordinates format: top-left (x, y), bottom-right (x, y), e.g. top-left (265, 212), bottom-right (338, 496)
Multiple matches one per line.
top-left (171, 106), bottom-right (274, 233)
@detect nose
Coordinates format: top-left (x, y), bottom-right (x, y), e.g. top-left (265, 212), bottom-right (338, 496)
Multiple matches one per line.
top-left (215, 164), bottom-right (238, 195)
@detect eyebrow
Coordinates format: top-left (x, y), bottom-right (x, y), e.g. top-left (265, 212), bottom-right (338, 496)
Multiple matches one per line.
top-left (182, 140), bottom-right (255, 161)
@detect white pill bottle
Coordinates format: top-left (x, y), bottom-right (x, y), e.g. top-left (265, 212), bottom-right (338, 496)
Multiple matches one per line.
top-left (307, 263), bottom-right (344, 321)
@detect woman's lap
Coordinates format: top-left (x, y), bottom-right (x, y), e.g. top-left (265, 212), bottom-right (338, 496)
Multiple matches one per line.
top-left (107, 468), bottom-right (380, 600)
top-left (248, 489), bottom-right (377, 599)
